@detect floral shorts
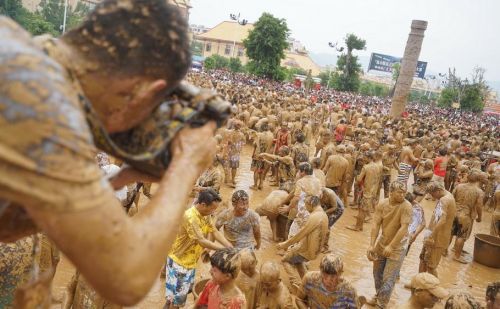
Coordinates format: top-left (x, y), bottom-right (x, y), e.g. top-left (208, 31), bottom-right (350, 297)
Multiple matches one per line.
top-left (165, 258), bottom-right (196, 306)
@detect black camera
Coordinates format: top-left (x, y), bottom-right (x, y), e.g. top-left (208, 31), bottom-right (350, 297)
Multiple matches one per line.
top-left (87, 82), bottom-right (234, 177)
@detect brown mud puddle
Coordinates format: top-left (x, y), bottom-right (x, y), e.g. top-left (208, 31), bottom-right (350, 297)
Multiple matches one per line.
top-left (51, 145), bottom-right (500, 308)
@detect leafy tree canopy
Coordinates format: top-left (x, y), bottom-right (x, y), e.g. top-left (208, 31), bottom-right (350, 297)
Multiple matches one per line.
top-left (243, 12), bottom-right (289, 80)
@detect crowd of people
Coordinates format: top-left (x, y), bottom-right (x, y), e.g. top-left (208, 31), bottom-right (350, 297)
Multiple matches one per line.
top-left (0, 0), bottom-right (499, 308)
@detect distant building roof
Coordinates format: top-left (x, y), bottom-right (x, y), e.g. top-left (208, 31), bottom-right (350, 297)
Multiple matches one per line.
top-left (196, 21), bottom-right (254, 43)
top-left (196, 21), bottom-right (322, 75)
top-left (282, 52), bottom-right (321, 76)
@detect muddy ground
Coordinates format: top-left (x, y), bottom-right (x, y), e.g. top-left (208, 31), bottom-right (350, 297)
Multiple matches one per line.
top-left (50, 145), bottom-right (499, 308)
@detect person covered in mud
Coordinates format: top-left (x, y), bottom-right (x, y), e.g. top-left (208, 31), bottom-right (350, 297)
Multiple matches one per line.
top-left (323, 145), bottom-right (349, 195)
top-left (413, 159), bottom-right (434, 202)
top-left (319, 187), bottom-right (344, 253)
top-left (419, 181), bottom-right (456, 277)
top-left (194, 156), bottom-right (225, 194)
top-left (235, 249), bottom-right (260, 309)
top-left (404, 193), bottom-right (426, 255)
top-left (296, 255), bottom-right (359, 309)
top-left (398, 139), bottom-right (420, 186)
top-left (0, 0), bottom-right (217, 306)
top-left (216, 190), bottom-right (261, 250)
top-left (312, 158), bottom-right (326, 188)
top-left (251, 122), bottom-right (274, 190)
top-left (277, 196), bottom-right (328, 292)
top-left (257, 262), bottom-right (295, 309)
top-left (225, 121), bottom-right (246, 188)
top-left (444, 292), bottom-right (482, 309)
top-left (166, 189), bottom-right (232, 309)
top-left (195, 249), bottom-right (246, 309)
top-left (347, 151), bottom-right (382, 232)
top-left (397, 272), bottom-right (449, 309)
top-left (366, 181), bottom-right (412, 308)
top-left (280, 162), bottom-right (322, 239)
top-left (450, 169), bottom-right (484, 264)
top-left (382, 145), bottom-right (399, 198)
top-left (291, 132), bottom-right (310, 167)
top-left (259, 146), bottom-right (296, 192)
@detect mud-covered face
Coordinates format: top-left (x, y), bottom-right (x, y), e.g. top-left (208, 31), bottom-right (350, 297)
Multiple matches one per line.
top-left (198, 201), bottom-right (220, 216)
top-left (233, 199), bottom-right (249, 216)
top-left (210, 266), bottom-right (232, 285)
top-left (321, 272), bottom-right (340, 292)
top-left (415, 289), bottom-right (440, 308)
top-left (390, 188), bottom-right (406, 204)
top-left (83, 76), bottom-right (167, 133)
top-left (260, 276), bottom-right (280, 293)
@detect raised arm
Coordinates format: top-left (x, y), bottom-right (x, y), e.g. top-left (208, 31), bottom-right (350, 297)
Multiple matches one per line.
top-left (23, 123), bottom-right (217, 306)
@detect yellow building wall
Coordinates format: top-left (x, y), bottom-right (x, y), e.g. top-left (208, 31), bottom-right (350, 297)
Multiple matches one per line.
top-left (199, 39), bottom-right (249, 64)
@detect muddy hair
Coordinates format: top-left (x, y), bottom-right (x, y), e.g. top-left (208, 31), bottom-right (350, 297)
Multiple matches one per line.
top-left (426, 181), bottom-right (444, 193)
top-left (320, 255), bottom-right (343, 275)
top-left (210, 248), bottom-right (241, 278)
top-left (197, 189), bottom-right (222, 205)
top-left (298, 162), bottom-right (313, 175)
top-left (467, 169), bottom-right (482, 183)
top-left (63, 0), bottom-right (190, 86)
top-left (405, 192), bottom-right (415, 204)
top-left (390, 181), bottom-right (407, 193)
top-left (311, 157), bottom-right (321, 168)
top-left (444, 292), bottom-right (481, 309)
top-left (231, 190), bottom-right (249, 203)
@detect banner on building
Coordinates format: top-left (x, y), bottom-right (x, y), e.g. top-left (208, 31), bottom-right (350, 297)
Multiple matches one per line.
top-left (368, 53), bottom-right (427, 79)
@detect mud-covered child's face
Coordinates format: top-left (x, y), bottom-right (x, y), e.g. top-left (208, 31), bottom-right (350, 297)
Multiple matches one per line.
top-left (210, 266), bottom-right (232, 285)
top-left (321, 272), bottom-right (340, 292)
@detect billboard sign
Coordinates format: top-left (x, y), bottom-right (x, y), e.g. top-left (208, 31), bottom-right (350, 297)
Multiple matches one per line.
top-left (368, 52), bottom-right (427, 78)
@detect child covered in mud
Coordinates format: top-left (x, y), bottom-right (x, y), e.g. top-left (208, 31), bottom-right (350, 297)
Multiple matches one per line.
top-left (257, 262), bottom-right (295, 309)
top-left (195, 249), bottom-right (246, 309)
top-left (296, 255), bottom-right (359, 309)
top-left (235, 249), bottom-right (259, 309)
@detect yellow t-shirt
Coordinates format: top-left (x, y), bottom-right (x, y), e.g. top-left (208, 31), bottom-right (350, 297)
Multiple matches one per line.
top-left (168, 206), bottom-right (214, 269)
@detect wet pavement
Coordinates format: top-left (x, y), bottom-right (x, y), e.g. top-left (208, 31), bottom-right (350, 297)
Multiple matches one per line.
top-left (50, 145), bottom-right (499, 308)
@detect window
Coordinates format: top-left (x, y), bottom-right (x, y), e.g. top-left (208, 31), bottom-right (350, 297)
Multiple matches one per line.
top-left (205, 42), bottom-right (211, 52)
top-left (224, 44), bottom-right (232, 55)
top-left (237, 47), bottom-right (244, 57)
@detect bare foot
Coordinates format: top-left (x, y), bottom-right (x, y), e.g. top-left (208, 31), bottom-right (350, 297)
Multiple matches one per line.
top-left (453, 256), bottom-right (468, 264)
top-left (250, 185), bottom-right (258, 190)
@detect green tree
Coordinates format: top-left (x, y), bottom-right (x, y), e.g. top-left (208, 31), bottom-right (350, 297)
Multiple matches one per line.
top-left (39, 0), bottom-right (90, 34)
top-left (0, 0), bottom-right (23, 18)
top-left (282, 67), bottom-right (307, 82)
top-left (437, 87), bottom-right (458, 108)
top-left (318, 70), bottom-right (332, 86)
top-left (330, 54), bottom-right (363, 91)
top-left (243, 12), bottom-right (289, 80)
top-left (1, 0), bottom-right (58, 36)
top-left (392, 62), bottom-right (401, 81)
top-left (358, 81), bottom-right (390, 97)
top-left (229, 57), bottom-right (243, 72)
top-left (438, 66), bottom-right (488, 112)
top-left (331, 34), bottom-right (366, 92)
top-left (203, 55), bottom-right (230, 70)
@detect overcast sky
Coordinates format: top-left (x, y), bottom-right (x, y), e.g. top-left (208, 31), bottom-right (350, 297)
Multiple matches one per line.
top-left (189, 0), bottom-right (500, 82)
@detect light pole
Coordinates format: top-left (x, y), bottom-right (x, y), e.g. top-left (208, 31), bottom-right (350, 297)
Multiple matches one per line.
top-left (327, 42), bottom-right (344, 88)
top-left (229, 13), bottom-right (247, 58)
top-left (61, 0), bottom-right (69, 34)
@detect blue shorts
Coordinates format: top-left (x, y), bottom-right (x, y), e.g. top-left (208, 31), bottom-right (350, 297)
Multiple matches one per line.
top-left (165, 257), bottom-right (196, 306)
